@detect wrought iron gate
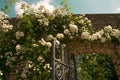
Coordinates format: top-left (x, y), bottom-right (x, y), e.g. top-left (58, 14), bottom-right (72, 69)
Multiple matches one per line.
top-left (52, 40), bottom-right (77, 80)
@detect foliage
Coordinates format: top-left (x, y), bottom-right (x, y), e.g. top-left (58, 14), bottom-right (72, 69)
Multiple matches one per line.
top-left (60, 0), bottom-right (71, 12)
top-left (1, 0), bottom-right (17, 13)
top-left (76, 53), bottom-right (118, 80)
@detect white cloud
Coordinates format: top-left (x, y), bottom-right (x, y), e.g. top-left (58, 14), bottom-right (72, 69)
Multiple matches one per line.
top-left (15, 0), bottom-right (55, 15)
top-left (115, 7), bottom-right (120, 13)
top-left (31, 0), bottom-right (55, 12)
top-left (15, 1), bottom-right (26, 15)
top-left (116, 8), bottom-right (120, 11)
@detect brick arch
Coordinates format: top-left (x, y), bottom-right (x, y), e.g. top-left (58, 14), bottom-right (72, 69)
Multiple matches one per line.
top-left (66, 40), bottom-right (120, 80)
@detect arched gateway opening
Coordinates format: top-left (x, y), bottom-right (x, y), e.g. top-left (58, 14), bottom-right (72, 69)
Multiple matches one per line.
top-left (52, 14), bottom-right (120, 80)
top-left (52, 40), bottom-right (119, 80)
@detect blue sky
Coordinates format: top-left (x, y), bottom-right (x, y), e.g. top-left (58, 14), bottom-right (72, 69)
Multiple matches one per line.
top-left (1, 0), bottom-right (120, 17)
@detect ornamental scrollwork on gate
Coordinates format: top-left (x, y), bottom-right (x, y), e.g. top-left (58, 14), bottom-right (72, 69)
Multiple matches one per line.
top-left (52, 40), bottom-right (77, 80)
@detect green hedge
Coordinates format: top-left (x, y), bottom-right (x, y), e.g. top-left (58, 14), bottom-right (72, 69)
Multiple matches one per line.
top-left (76, 53), bottom-right (118, 80)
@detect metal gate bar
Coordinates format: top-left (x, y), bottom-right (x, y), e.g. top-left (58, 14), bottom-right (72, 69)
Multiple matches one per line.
top-left (52, 40), bottom-right (77, 80)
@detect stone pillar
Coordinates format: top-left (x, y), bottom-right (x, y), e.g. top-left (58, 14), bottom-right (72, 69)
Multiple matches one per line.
top-left (112, 45), bottom-right (120, 80)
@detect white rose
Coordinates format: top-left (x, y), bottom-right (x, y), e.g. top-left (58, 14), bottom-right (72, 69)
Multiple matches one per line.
top-left (46, 42), bottom-right (52, 48)
top-left (94, 30), bottom-right (104, 39)
top-left (64, 29), bottom-right (70, 35)
top-left (81, 31), bottom-right (91, 40)
top-left (97, 30), bottom-right (104, 35)
top-left (55, 39), bottom-right (60, 45)
top-left (91, 34), bottom-right (98, 40)
top-left (69, 24), bottom-right (78, 33)
top-left (44, 63), bottom-right (50, 69)
top-left (16, 44), bottom-right (22, 52)
top-left (104, 25), bottom-right (112, 33)
top-left (16, 31), bottom-right (24, 40)
top-left (37, 56), bottom-right (44, 62)
top-left (32, 44), bottom-right (39, 47)
top-left (105, 33), bottom-right (111, 40)
top-left (56, 33), bottom-right (64, 39)
top-left (112, 29), bottom-right (120, 39)
top-left (47, 34), bottom-right (53, 41)
top-left (0, 71), bottom-right (3, 75)
top-left (38, 38), bottom-right (46, 45)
